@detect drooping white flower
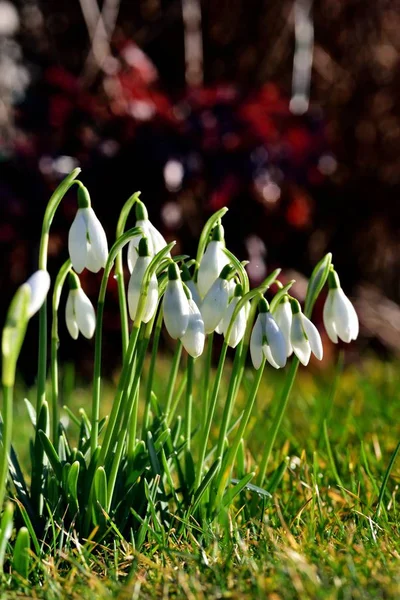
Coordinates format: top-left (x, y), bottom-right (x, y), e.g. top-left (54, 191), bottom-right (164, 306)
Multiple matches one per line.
top-left (127, 200), bottom-right (169, 273)
top-left (201, 265), bottom-right (233, 334)
top-left (127, 237), bottom-right (158, 324)
top-left (323, 271), bottom-right (359, 343)
top-left (65, 273), bottom-right (96, 339)
top-left (163, 263), bottom-right (190, 339)
top-left (181, 265), bottom-right (202, 308)
top-left (290, 299), bottom-right (323, 366)
top-left (197, 224), bottom-right (230, 298)
top-left (250, 298), bottom-right (287, 369)
top-left (220, 284), bottom-right (248, 348)
top-left (181, 297), bottom-right (205, 358)
top-left (25, 270), bottom-right (51, 317)
top-left (272, 295), bottom-right (293, 357)
top-left (68, 184), bottom-right (108, 274)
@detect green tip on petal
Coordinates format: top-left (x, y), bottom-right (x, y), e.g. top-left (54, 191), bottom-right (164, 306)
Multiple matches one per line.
top-left (234, 283), bottom-right (243, 297)
top-left (258, 297), bottom-right (269, 313)
top-left (168, 262), bottom-right (180, 281)
top-left (181, 264), bottom-right (192, 282)
top-left (328, 269), bottom-right (340, 290)
top-left (77, 183), bottom-right (91, 209)
top-left (135, 200), bottom-right (148, 221)
top-left (219, 264), bottom-right (233, 280)
top-left (280, 294), bottom-right (289, 304)
top-left (138, 237), bottom-right (149, 257)
top-left (211, 223), bottom-right (224, 242)
top-left (290, 298), bottom-right (301, 314)
top-left (68, 271), bottom-right (80, 290)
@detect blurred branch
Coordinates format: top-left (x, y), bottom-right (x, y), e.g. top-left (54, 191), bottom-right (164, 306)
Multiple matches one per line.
top-left (78, 0), bottom-right (120, 85)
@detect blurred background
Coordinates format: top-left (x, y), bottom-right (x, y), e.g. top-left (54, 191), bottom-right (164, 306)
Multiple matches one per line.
top-left (1, 0), bottom-right (400, 380)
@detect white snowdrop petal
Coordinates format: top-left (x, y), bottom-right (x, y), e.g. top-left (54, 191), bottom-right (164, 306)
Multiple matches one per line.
top-left (302, 315), bottom-right (323, 361)
top-left (127, 234), bottom-right (143, 273)
top-left (186, 280), bottom-right (201, 308)
top-left (86, 242), bottom-right (103, 273)
top-left (200, 279), bottom-right (230, 334)
top-left (274, 301), bottom-right (293, 357)
top-left (68, 210), bottom-right (88, 273)
top-left (74, 289), bottom-right (96, 339)
top-left (142, 274), bottom-right (159, 323)
top-left (25, 270), bottom-right (51, 317)
top-left (323, 291), bottom-right (338, 343)
top-left (222, 298), bottom-right (247, 348)
top-left (250, 315), bottom-right (264, 370)
top-left (181, 299), bottom-right (205, 357)
top-left (163, 280), bottom-right (190, 339)
top-left (262, 312), bottom-right (287, 368)
top-left (198, 241), bottom-right (230, 298)
top-left (147, 221), bottom-right (169, 255)
top-left (86, 208), bottom-right (108, 269)
top-left (128, 256), bottom-right (150, 321)
top-left (65, 292), bottom-right (79, 340)
top-left (291, 313), bottom-right (311, 366)
top-left (262, 344), bottom-right (281, 369)
top-left (332, 289), bottom-right (355, 343)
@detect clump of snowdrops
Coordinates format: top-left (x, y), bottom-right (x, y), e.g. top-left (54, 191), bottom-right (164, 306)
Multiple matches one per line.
top-left (0, 169), bottom-right (358, 578)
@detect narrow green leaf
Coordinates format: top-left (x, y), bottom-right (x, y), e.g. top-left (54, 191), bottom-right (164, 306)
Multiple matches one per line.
top-left (23, 398), bottom-right (37, 428)
top-left (231, 478), bottom-right (272, 498)
top-left (94, 467), bottom-right (108, 510)
top-left (221, 472), bottom-right (255, 508)
top-left (304, 252), bottom-right (332, 317)
top-left (67, 461), bottom-right (80, 513)
top-left (147, 432), bottom-right (162, 477)
top-left (0, 502), bottom-right (14, 571)
top-left (14, 499), bottom-right (40, 557)
top-left (267, 460), bottom-right (287, 494)
top-left (190, 458), bottom-right (221, 515)
top-left (375, 440), bottom-right (400, 519)
top-left (38, 430), bottom-right (62, 480)
top-left (12, 526), bottom-right (30, 579)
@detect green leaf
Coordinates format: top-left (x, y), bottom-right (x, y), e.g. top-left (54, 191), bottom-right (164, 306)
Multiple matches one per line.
top-left (67, 461), bottom-right (80, 513)
top-left (14, 499), bottom-right (40, 557)
top-left (93, 466), bottom-right (108, 528)
top-left (304, 252), bottom-right (332, 318)
top-left (190, 458), bottom-right (221, 515)
top-left (375, 440), bottom-right (400, 519)
top-left (12, 527), bottom-right (30, 579)
top-left (38, 430), bottom-right (62, 481)
top-left (267, 460), bottom-right (287, 494)
top-left (23, 398), bottom-right (37, 428)
top-left (221, 472), bottom-right (255, 508)
top-left (0, 502), bottom-right (14, 571)
top-left (231, 478), bottom-right (272, 498)
top-left (147, 432), bottom-right (162, 477)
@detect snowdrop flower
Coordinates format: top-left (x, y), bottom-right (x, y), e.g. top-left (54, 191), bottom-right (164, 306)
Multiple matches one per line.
top-left (272, 295), bottom-right (293, 357)
top-left (290, 299), bottom-right (323, 366)
top-left (163, 263), bottom-right (190, 339)
top-left (197, 224), bottom-right (230, 298)
top-left (201, 265), bottom-right (234, 334)
top-left (181, 295), bottom-right (205, 358)
top-left (181, 265), bottom-right (202, 308)
top-left (65, 272), bottom-right (96, 339)
top-left (24, 270), bottom-right (51, 317)
top-left (323, 270), bottom-right (359, 343)
top-left (250, 298), bottom-right (287, 369)
top-left (127, 237), bottom-right (158, 323)
top-left (127, 200), bottom-right (169, 273)
top-left (68, 184), bottom-right (108, 274)
top-left (219, 284), bottom-right (248, 348)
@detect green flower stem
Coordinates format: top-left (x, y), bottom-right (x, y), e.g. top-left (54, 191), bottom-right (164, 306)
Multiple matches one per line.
top-left (115, 192), bottom-right (141, 353)
top-left (106, 335), bottom-right (150, 510)
top-left (37, 168), bottom-right (81, 414)
top-left (215, 341), bottom-right (243, 460)
top-left (127, 385), bottom-right (140, 461)
top-left (194, 340), bottom-right (229, 491)
top-left (164, 342), bottom-right (182, 419)
top-left (51, 260), bottom-right (72, 445)
top-left (97, 325), bottom-right (140, 466)
top-left (202, 332), bottom-right (214, 420)
top-left (90, 227), bottom-right (142, 456)
top-left (142, 308), bottom-right (164, 436)
top-left (213, 357), bottom-right (266, 509)
top-left (0, 384), bottom-right (13, 511)
top-left (256, 357), bottom-right (300, 486)
top-left (185, 356), bottom-right (195, 451)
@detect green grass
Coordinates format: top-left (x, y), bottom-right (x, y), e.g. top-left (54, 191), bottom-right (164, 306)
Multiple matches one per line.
top-left (3, 354), bottom-right (400, 599)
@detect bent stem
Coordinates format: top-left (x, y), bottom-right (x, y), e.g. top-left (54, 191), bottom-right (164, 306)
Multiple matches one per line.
top-left (37, 168), bottom-right (81, 414)
top-left (51, 260), bottom-right (72, 445)
top-left (115, 191), bottom-right (141, 353)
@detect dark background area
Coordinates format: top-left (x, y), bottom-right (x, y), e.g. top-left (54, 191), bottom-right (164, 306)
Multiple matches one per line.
top-left (1, 0), bottom-right (400, 380)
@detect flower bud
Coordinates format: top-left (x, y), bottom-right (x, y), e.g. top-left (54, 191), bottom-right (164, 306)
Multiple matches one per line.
top-left (200, 265), bottom-right (233, 334)
top-left (127, 237), bottom-right (158, 323)
top-left (127, 200), bottom-right (169, 273)
top-left (65, 272), bottom-right (96, 339)
top-left (181, 298), bottom-right (205, 357)
top-left (323, 270), bottom-right (359, 343)
top-left (197, 224), bottom-right (230, 298)
top-left (163, 263), bottom-right (190, 339)
top-left (220, 284), bottom-right (248, 348)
